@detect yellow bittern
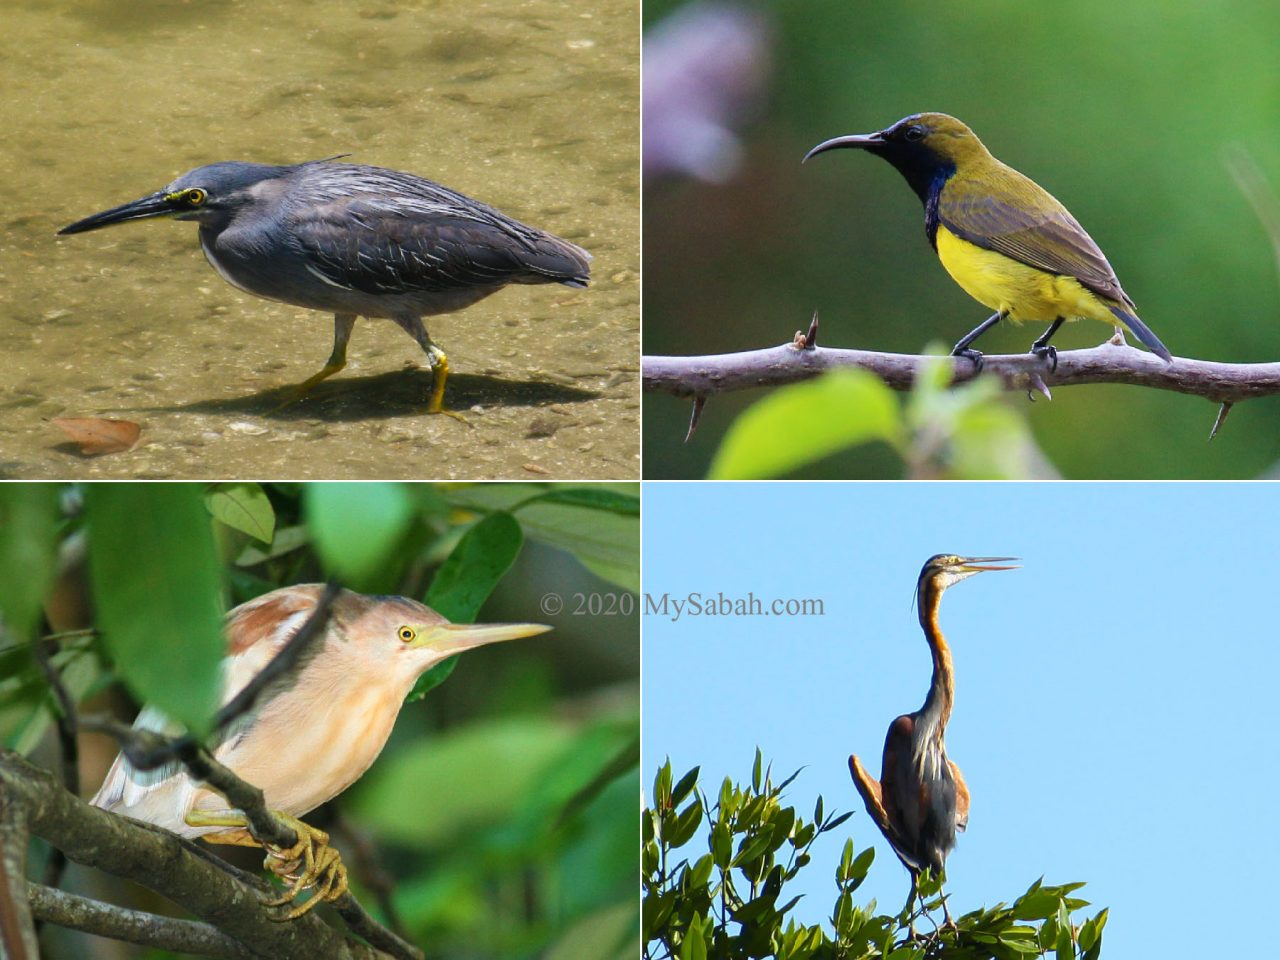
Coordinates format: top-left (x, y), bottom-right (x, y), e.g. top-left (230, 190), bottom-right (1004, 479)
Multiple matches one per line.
top-left (847, 555), bottom-right (1017, 931)
top-left (91, 584), bottom-right (549, 919)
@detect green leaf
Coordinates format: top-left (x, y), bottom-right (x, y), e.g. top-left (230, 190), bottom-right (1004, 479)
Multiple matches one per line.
top-left (443, 484), bottom-right (640, 592)
top-left (708, 368), bottom-right (901, 479)
top-left (0, 483), bottom-right (61, 642)
top-left (204, 483), bottom-right (275, 544)
top-left (511, 486), bottom-right (640, 516)
top-left (305, 482), bottom-right (413, 589)
top-left (672, 766), bottom-right (700, 806)
top-left (425, 511), bottom-right (524, 623)
top-left (545, 899), bottom-right (636, 960)
top-left (85, 485), bottom-right (224, 737)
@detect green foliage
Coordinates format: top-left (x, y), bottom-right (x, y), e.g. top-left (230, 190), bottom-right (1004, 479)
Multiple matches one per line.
top-left (644, 755), bottom-right (1107, 960)
top-left (2, 481), bottom-right (640, 960)
top-left (0, 483), bottom-right (61, 643)
top-left (84, 484), bottom-right (226, 737)
top-left (705, 356), bottom-right (1043, 480)
top-left (304, 482), bottom-right (415, 590)
top-left (444, 484), bottom-right (642, 592)
top-left (411, 510), bottom-right (526, 701)
top-left (707, 369), bottom-right (902, 479)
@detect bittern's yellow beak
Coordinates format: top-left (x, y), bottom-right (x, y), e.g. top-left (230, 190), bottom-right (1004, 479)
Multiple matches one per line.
top-left (406, 622), bottom-right (551, 656)
top-left (955, 556), bottom-right (1020, 572)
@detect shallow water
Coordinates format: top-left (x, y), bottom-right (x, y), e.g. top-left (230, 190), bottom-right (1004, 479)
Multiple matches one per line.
top-left (0, 0), bottom-right (639, 479)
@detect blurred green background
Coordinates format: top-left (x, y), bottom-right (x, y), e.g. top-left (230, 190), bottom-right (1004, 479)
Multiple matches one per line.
top-left (643, 0), bottom-right (1280, 478)
top-left (1, 481), bottom-right (638, 960)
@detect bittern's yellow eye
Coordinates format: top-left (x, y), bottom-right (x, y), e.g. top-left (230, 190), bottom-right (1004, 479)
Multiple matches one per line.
top-left (398, 626), bottom-right (416, 643)
top-left (185, 188), bottom-right (207, 206)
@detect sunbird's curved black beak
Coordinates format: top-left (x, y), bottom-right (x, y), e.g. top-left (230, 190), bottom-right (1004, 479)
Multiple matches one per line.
top-left (802, 131), bottom-right (885, 163)
top-left (58, 191), bottom-right (177, 236)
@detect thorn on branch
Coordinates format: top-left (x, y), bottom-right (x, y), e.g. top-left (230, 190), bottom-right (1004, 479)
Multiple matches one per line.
top-left (792, 312), bottom-right (819, 350)
top-left (685, 396), bottom-right (707, 443)
top-left (1210, 401), bottom-right (1233, 440)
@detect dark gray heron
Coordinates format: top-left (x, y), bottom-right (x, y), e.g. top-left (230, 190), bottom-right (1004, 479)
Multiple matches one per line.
top-left (58, 159), bottom-right (592, 414)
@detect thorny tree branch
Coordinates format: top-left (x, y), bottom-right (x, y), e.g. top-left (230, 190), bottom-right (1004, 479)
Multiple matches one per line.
top-left (33, 581), bottom-right (423, 960)
top-left (643, 316), bottom-right (1280, 440)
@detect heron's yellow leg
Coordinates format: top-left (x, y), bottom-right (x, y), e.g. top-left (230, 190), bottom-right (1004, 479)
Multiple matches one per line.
top-left (184, 809), bottom-right (347, 920)
top-left (424, 344), bottom-right (468, 423)
top-left (274, 313), bottom-right (354, 409)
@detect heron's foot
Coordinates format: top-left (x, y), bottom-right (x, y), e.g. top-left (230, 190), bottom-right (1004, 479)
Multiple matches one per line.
top-left (260, 813), bottom-right (348, 921)
top-left (273, 361), bottom-right (346, 411)
top-left (424, 347), bottom-right (471, 424)
top-left (950, 346), bottom-right (985, 374)
top-left (1030, 342), bottom-right (1059, 372)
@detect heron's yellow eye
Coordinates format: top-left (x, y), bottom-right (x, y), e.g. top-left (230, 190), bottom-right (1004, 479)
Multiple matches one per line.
top-left (186, 188), bottom-right (207, 206)
top-left (398, 626), bottom-right (416, 643)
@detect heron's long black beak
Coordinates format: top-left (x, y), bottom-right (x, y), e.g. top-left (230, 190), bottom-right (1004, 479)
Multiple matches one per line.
top-left (802, 131), bottom-right (886, 163)
top-left (57, 191), bottom-right (177, 236)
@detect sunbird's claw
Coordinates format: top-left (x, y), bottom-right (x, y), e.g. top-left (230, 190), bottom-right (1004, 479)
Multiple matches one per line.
top-left (951, 347), bottom-right (985, 374)
top-left (1030, 342), bottom-right (1059, 373)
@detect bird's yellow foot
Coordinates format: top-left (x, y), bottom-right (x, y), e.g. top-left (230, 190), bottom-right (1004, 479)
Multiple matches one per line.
top-left (187, 808), bottom-right (347, 920)
top-left (259, 813), bottom-right (348, 920)
top-left (425, 346), bottom-right (469, 424)
top-left (272, 360), bottom-right (347, 411)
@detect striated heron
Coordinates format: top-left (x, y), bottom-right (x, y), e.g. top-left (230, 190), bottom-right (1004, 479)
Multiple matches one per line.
top-left (58, 159), bottom-right (592, 414)
top-left (91, 584), bottom-right (550, 918)
top-left (847, 554), bottom-right (1017, 933)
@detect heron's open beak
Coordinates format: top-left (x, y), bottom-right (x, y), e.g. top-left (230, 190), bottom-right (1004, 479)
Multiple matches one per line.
top-left (58, 191), bottom-right (179, 235)
top-left (408, 622), bottom-right (551, 656)
top-left (802, 131), bottom-right (886, 163)
top-left (957, 556), bottom-right (1020, 572)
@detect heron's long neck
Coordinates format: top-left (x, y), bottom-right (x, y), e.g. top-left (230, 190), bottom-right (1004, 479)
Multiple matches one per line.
top-left (916, 578), bottom-right (954, 741)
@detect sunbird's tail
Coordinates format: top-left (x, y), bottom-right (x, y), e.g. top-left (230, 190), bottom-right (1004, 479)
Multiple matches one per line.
top-left (1108, 306), bottom-right (1172, 363)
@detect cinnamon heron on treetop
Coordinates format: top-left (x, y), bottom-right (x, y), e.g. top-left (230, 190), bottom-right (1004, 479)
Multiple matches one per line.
top-left (847, 554), bottom-right (1018, 931)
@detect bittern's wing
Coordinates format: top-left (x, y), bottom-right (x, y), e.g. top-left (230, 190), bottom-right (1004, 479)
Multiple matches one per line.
top-left (949, 760), bottom-right (969, 833)
top-left (90, 704), bottom-right (187, 811)
top-left (91, 585), bottom-right (333, 819)
top-left (288, 167), bottom-right (590, 296)
top-left (938, 163), bottom-right (1132, 307)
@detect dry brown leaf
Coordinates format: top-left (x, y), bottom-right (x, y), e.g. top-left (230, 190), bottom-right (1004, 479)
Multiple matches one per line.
top-left (51, 417), bottom-right (142, 456)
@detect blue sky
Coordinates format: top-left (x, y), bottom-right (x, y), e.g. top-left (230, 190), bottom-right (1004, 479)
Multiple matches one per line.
top-left (642, 481), bottom-right (1273, 957)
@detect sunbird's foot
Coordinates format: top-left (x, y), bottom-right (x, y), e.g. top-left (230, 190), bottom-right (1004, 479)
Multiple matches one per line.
top-left (950, 347), bottom-right (984, 373)
top-left (1030, 342), bottom-right (1058, 372)
top-left (260, 813), bottom-right (348, 921)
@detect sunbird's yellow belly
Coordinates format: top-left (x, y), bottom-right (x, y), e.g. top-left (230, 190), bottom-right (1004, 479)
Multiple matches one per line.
top-left (935, 226), bottom-right (1116, 325)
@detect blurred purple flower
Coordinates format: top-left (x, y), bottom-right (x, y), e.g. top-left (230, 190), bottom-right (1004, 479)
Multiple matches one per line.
top-left (644, 3), bottom-right (772, 183)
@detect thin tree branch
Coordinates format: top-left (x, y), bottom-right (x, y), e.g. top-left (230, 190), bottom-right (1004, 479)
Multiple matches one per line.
top-left (0, 788), bottom-right (38, 960)
top-left (27, 883), bottom-right (254, 960)
top-left (1, 750), bottom-right (405, 960)
top-left (32, 639), bottom-right (78, 898)
top-left (643, 334), bottom-right (1280, 403)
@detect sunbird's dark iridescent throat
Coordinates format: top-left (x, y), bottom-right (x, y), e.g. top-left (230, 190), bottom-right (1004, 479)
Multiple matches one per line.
top-left (804, 112), bottom-right (1172, 366)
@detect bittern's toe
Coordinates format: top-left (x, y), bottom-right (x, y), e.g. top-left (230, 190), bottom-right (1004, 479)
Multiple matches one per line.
top-left (257, 814), bottom-right (347, 920)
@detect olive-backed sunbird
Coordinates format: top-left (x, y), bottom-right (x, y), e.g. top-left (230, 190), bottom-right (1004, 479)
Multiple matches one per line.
top-left (804, 112), bottom-right (1172, 365)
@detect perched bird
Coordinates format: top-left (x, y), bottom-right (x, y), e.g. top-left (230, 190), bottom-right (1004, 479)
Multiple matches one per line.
top-left (847, 555), bottom-right (1017, 930)
top-left (91, 584), bottom-right (549, 918)
top-left (58, 159), bottom-right (592, 414)
top-left (805, 113), bottom-right (1171, 366)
